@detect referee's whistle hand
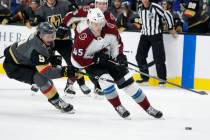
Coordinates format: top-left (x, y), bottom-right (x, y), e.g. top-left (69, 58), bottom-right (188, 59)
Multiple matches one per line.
top-left (169, 29), bottom-right (178, 39)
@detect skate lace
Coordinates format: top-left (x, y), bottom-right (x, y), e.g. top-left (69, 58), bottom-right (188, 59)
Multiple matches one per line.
top-left (147, 106), bottom-right (158, 115)
top-left (65, 83), bottom-right (74, 91)
top-left (115, 105), bottom-right (127, 115)
top-left (80, 85), bottom-right (89, 91)
top-left (58, 98), bottom-right (69, 109)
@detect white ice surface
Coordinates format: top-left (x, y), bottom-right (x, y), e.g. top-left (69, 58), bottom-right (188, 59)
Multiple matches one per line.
top-left (0, 75), bottom-right (210, 140)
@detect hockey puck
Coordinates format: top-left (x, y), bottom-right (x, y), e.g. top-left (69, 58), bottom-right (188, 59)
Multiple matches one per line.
top-left (185, 127), bottom-right (192, 130)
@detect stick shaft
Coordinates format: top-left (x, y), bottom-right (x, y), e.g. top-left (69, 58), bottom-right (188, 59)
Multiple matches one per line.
top-left (0, 55), bottom-right (4, 59)
top-left (127, 61), bottom-right (206, 95)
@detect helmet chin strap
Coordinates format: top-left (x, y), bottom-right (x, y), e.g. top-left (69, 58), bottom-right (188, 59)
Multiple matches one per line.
top-left (88, 22), bottom-right (105, 37)
top-left (43, 40), bottom-right (54, 48)
top-left (48, 41), bottom-right (55, 48)
top-left (39, 34), bottom-right (55, 47)
top-left (89, 27), bottom-right (102, 37)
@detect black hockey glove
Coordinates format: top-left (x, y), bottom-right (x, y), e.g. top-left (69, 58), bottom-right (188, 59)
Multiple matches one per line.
top-left (50, 55), bottom-right (62, 67)
top-left (116, 54), bottom-right (128, 67)
top-left (61, 66), bottom-right (79, 77)
top-left (93, 52), bottom-right (110, 65)
top-left (68, 0), bottom-right (79, 10)
top-left (56, 24), bottom-right (69, 39)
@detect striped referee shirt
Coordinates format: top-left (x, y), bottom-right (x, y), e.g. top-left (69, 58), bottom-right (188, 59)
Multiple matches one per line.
top-left (138, 2), bottom-right (174, 36)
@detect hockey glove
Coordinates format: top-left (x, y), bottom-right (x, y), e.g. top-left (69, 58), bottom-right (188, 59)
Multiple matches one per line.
top-left (56, 24), bottom-right (69, 39)
top-left (93, 52), bottom-right (110, 65)
top-left (2, 18), bottom-right (9, 25)
top-left (116, 54), bottom-right (128, 67)
top-left (68, 0), bottom-right (79, 10)
top-left (61, 66), bottom-right (79, 77)
top-left (50, 55), bottom-right (62, 67)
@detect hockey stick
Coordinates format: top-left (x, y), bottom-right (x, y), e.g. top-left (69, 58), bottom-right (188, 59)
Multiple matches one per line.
top-left (0, 55), bottom-right (4, 59)
top-left (107, 60), bottom-right (207, 95)
top-left (77, 71), bottom-right (115, 83)
top-left (122, 50), bottom-right (155, 68)
top-left (77, 61), bottom-right (154, 85)
top-left (76, 60), bottom-right (154, 84)
top-left (145, 60), bottom-right (155, 68)
top-left (123, 50), bottom-right (133, 53)
top-left (77, 58), bottom-right (207, 95)
top-left (126, 61), bottom-right (208, 95)
top-left (0, 39), bottom-right (27, 60)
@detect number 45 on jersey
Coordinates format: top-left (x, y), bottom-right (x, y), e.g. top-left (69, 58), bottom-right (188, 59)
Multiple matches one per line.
top-left (72, 48), bottom-right (84, 56)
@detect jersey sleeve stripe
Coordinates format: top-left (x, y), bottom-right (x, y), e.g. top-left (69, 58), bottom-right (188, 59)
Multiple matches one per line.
top-left (42, 85), bottom-right (57, 99)
top-left (9, 47), bottom-right (20, 64)
top-left (36, 65), bottom-right (52, 74)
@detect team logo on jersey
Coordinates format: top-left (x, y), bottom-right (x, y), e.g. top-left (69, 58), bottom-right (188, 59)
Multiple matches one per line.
top-left (148, 12), bottom-right (154, 20)
top-left (79, 33), bottom-right (87, 40)
top-left (47, 14), bottom-right (62, 29)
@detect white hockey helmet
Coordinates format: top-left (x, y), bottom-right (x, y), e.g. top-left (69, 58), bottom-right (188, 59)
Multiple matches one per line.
top-left (95, 0), bottom-right (108, 3)
top-left (95, 0), bottom-right (108, 7)
top-left (87, 8), bottom-right (106, 29)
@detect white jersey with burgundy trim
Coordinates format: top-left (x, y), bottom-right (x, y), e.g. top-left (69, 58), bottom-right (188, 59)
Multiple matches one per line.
top-left (62, 4), bottom-right (116, 30)
top-left (71, 23), bottom-right (124, 68)
top-left (62, 4), bottom-right (116, 39)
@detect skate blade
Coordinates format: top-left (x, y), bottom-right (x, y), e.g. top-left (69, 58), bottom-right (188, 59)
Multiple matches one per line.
top-left (150, 116), bottom-right (165, 120)
top-left (60, 109), bottom-right (76, 114)
top-left (30, 92), bottom-right (39, 96)
top-left (158, 116), bottom-right (165, 120)
top-left (84, 94), bottom-right (91, 97)
top-left (123, 116), bottom-right (131, 120)
top-left (63, 94), bottom-right (75, 99)
top-left (82, 91), bottom-right (91, 95)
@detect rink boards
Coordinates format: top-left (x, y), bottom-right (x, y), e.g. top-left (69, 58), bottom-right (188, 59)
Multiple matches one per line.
top-left (0, 25), bottom-right (210, 90)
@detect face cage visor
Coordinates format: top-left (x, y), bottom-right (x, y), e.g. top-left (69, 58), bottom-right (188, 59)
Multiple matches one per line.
top-left (88, 18), bottom-right (106, 31)
top-left (39, 32), bottom-right (56, 40)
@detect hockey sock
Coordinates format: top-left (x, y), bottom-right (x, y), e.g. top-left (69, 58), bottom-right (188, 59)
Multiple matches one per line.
top-left (67, 77), bottom-right (76, 84)
top-left (99, 74), bottom-right (122, 108)
top-left (123, 82), bottom-right (150, 110)
top-left (40, 81), bottom-right (59, 100)
top-left (103, 85), bottom-right (121, 108)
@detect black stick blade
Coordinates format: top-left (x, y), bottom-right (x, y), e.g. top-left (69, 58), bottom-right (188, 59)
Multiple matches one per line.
top-left (199, 91), bottom-right (208, 95)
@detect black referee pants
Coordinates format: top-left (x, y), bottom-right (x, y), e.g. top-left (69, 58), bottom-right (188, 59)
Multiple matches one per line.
top-left (54, 40), bottom-right (85, 86)
top-left (136, 34), bottom-right (167, 81)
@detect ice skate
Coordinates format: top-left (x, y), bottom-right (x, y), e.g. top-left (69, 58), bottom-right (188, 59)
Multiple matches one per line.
top-left (159, 81), bottom-right (166, 88)
top-left (79, 84), bottom-right (91, 95)
top-left (30, 84), bottom-right (39, 96)
top-left (115, 105), bottom-right (131, 119)
top-left (64, 82), bottom-right (76, 96)
top-left (146, 106), bottom-right (163, 118)
top-left (136, 79), bottom-right (149, 86)
top-left (49, 97), bottom-right (75, 113)
top-left (31, 84), bottom-right (39, 92)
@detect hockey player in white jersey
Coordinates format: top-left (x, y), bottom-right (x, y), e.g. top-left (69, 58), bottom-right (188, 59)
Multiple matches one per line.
top-left (57, 0), bottom-right (116, 95)
top-left (71, 8), bottom-right (163, 119)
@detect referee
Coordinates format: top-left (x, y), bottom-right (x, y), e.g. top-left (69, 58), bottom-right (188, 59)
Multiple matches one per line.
top-left (136, 0), bottom-right (177, 86)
